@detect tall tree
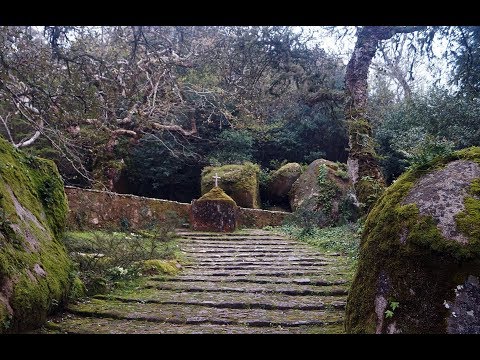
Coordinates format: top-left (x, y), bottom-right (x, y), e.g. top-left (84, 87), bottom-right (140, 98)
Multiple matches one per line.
top-left (345, 26), bottom-right (426, 211)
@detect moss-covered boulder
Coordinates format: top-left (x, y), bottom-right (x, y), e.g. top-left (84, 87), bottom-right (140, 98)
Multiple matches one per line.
top-left (289, 159), bottom-right (352, 226)
top-left (201, 163), bottom-right (261, 209)
top-left (267, 163), bottom-right (302, 207)
top-left (0, 137), bottom-right (74, 333)
top-left (191, 187), bottom-right (238, 232)
top-left (345, 147), bottom-right (480, 334)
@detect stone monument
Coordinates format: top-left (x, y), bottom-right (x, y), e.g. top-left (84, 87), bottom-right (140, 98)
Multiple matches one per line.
top-left (190, 173), bottom-right (238, 232)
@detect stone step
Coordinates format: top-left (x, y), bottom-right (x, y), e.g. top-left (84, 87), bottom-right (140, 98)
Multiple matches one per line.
top-left (176, 231), bottom-right (284, 237)
top-left (181, 249), bottom-right (321, 254)
top-left (178, 236), bottom-right (290, 241)
top-left (144, 281), bottom-right (349, 296)
top-left (93, 290), bottom-right (346, 311)
top-left (177, 269), bottom-right (349, 277)
top-left (182, 264), bottom-right (331, 271)
top-left (178, 240), bottom-right (297, 246)
top-left (47, 316), bottom-right (344, 334)
top-left (184, 256), bottom-right (335, 263)
top-left (156, 275), bottom-right (348, 286)
top-left (182, 253), bottom-right (342, 260)
top-left (183, 262), bottom-right (332, 268)
top-left (180, 245), bottom-right (314, 252)
top-left (66, 299), bottom-right (344, 327)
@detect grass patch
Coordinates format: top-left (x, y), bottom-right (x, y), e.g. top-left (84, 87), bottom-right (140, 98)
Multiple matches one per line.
top-left (63, 227), bottom-right (183, 297)
top-left (268, 221), bottom-right (363, 278)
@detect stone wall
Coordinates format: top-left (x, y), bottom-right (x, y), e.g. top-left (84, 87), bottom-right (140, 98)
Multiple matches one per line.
top-left (237, 207), bottom-right (290, 228)
top-left (65, 186), bottom-right (290, 230)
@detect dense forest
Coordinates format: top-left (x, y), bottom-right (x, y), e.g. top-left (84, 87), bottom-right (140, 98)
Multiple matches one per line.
top-left (1, 26), bottom-right (479, 205)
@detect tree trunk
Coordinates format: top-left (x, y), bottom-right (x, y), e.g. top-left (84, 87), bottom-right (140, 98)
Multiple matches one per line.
top-left (345, 26), bottom-right (426, 211)
top-left (345, 27), bottom-right (386, 211)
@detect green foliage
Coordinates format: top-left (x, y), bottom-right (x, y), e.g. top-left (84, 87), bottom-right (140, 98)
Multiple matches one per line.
top-left (357, 175), bottom-right (385, 212)
top-left (276, 222), bottom-right (362, 264)
top-left (63, 223), bottom-right (180, 296)
top-left (452, 26), bottom-right (480, 96)
top-left (286, 197), bottom-right (329, 233)
top-left (125, 133), bottom-right (203, 202)
top-left (375, 88), bottom-right (480, 183)
top-left (208, 130), bottom-right (253, 166)
top-left (317, 164), bottom-right (339, 216)
top-left (385, 301), bottom-right (399, 319)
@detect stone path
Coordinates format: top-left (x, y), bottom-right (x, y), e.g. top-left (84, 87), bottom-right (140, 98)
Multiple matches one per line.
top-left (45, 229), bottom-right (350, 333)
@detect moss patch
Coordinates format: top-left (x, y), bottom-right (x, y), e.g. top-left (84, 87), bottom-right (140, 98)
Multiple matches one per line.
top-left (140, 259), bottom-right (181, 276)
top-left (345, 146), bottom-right (480, 334)
top-left (197, 187), bottom-right (237, 206)
top-left (201, 162), bottom-right (261, 208)
top-left (0, 136), bottom-right (73, 333)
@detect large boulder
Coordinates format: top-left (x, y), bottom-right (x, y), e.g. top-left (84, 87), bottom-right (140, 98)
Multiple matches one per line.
top-left (267, 162), bottom-right (302, 206)
top-left (289, 159), bottom-right (353, 226)
top-left (345, 147), bottom-right (480, 334)
top-left (0, 137), bottom-right (74, 333)
top-left (191, 186), bottom-right (237, 232)
top-left (201, 163), bottom-right (261, 209)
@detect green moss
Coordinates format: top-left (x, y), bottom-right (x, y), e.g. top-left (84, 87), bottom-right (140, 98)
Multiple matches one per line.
top-left (68, 277), bottom-right (87, 300)
top-left (140, 259), bottom-right (180, 276)
top-left (0, 136), bottom-right (73, 333)
top-left (197, 187), bottom-right (237, 206)
top-left (317, 164), bottom-right (339, 216)
top-left (201, 162), bottom-right (260, 208)
top-left (273, 162), bottom-right (302, 177)
top-left (455, 180), bottom-right (480, 245)
top-left (345, 146), bottom-right (480, 334)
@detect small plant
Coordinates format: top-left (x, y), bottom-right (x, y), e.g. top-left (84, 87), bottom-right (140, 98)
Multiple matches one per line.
top-left (317, 164), bottom-right (339, 217)
top-left (334, 162), bottom-right (349, 180)
top-left (385, 301), bottom-right (400, 319)
top-left (63, 219), bottom-right (181, 295)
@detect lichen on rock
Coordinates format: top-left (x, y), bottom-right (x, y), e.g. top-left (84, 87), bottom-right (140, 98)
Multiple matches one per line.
top-left (289, 159), bottom-right (354, 226)
top-left (345, 146), bottom-right (480, 334)
top-left (201, 163), bottom-right (260, 209)
top-left (0, 136), bottom-right (74, 333)
top-left (267, 162), bottom-right (302, 207)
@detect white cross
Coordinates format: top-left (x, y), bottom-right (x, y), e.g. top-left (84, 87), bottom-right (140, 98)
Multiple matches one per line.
top-left (213, 173), bottom-right (221, 187)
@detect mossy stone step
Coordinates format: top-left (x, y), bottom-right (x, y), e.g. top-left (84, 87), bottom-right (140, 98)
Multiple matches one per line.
top-left (182, 253), bottom-right (340, 260)
top-left (181, 245), bottom-right (316, 251)
top-left (159, 275), bottom-right (348, 286)
top-left (47, 228), bottom-right (351, 334)
top-left (182, 264), bottom-right (332, 271)
top-left (145, 281), bottom-right (348, 296)
top-left (181, 249), bottom-right (321, 254)
top-left (182, 256), bottom-right (335, 263)
top-left (66, 299), bottom-right (344, 327)
top-left (40, 316), bottom-right (345, 334)
top-left (178, 240), bottom-right (296, 246)
top-left (183, 262), bottom-right (332, 268)
top-left (92, 293), bottom-right (345, 311)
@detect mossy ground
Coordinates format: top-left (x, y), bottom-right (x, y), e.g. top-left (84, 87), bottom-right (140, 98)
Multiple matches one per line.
top-left (34, 229), bottom-right (350, 334)
top-left (62, 229), bottom-right (183, 297)
top-left (0, 136), bottom-right (74, 333)
top-left (345, 146), bottom-right (480, 333)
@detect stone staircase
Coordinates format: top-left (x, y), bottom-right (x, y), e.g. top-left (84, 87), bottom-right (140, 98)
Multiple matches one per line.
top-left (45, 229), bottom-right (350, 333)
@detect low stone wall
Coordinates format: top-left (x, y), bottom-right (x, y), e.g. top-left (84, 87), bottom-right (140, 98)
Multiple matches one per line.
top-left (65, 186), bottom-right (291, 230)
top-left (237, 207), bottom-right (290, 228)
